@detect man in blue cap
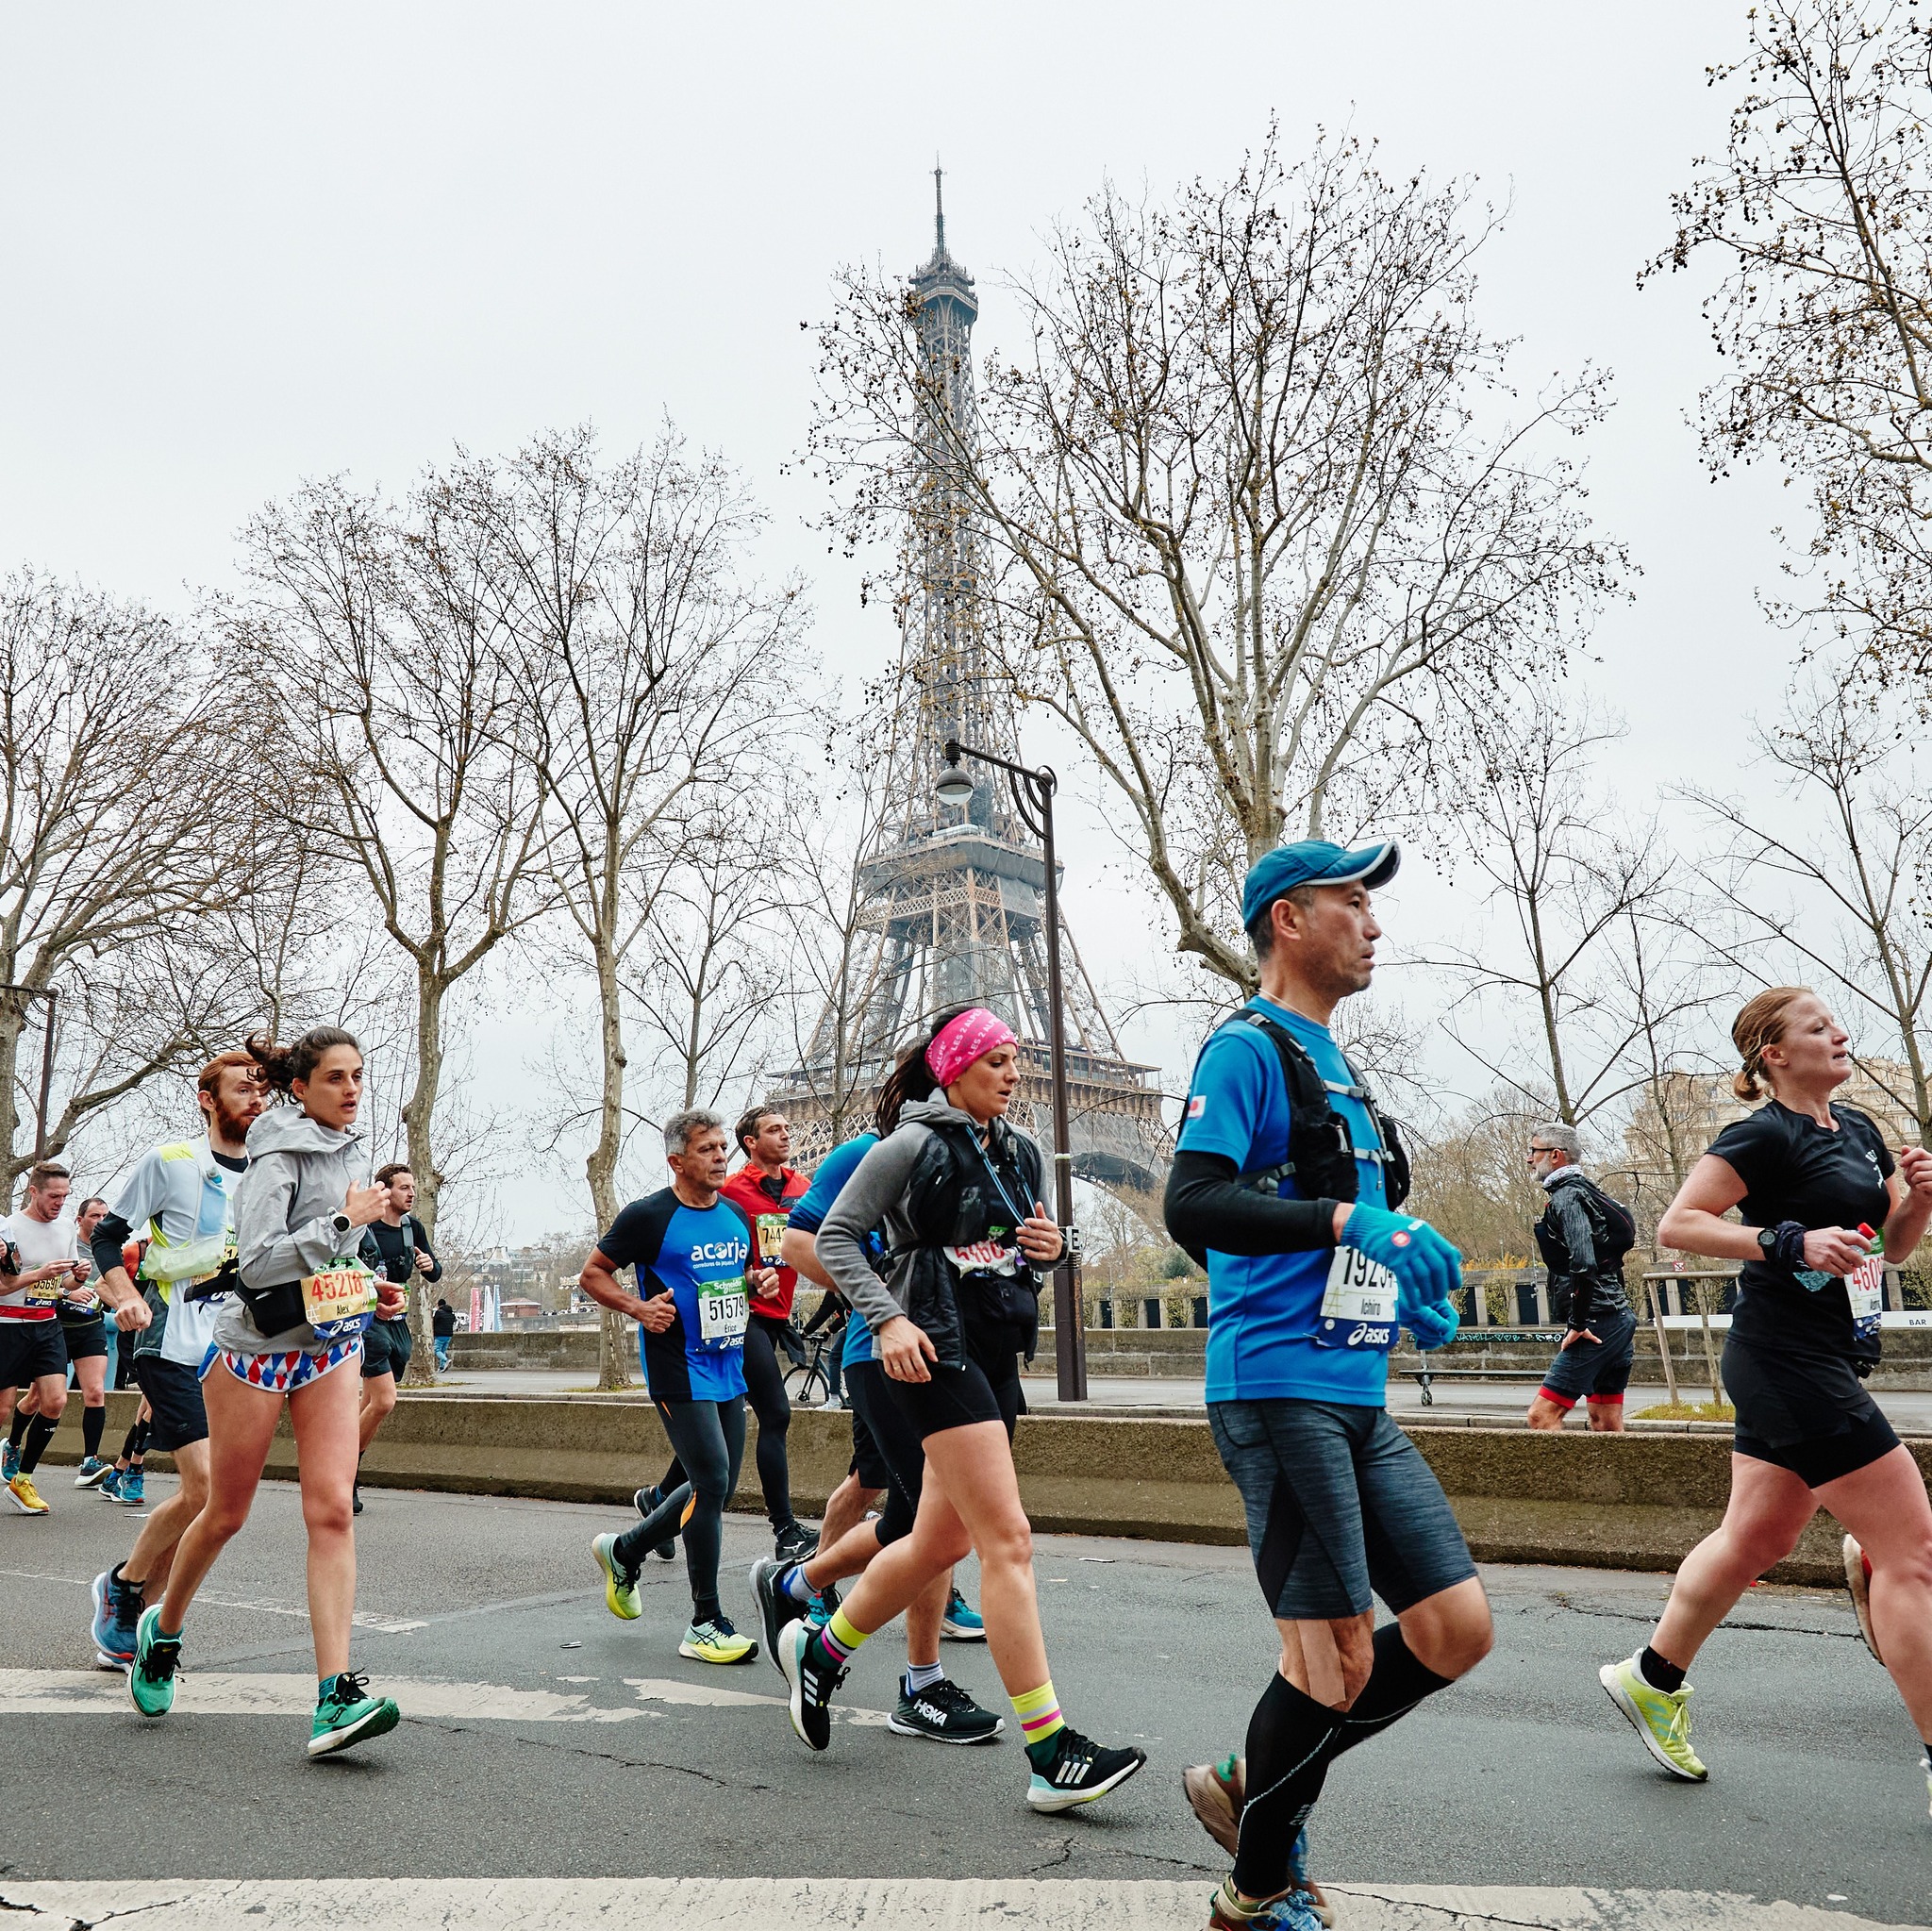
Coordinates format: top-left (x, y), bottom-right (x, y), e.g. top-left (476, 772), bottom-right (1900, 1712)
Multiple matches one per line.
top-left (1165, 838), bottom-right (1494, 1931)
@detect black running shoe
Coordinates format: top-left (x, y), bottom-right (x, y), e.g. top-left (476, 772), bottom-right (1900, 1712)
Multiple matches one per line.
top-left (778, 1619), bottom-right (844, 1752)
top-left (351, 1483), bottom-right (363, 1517)
top-left (774, 1519), bottom-right (818, 1565)
top-left (889, 1674), bottom-right (1004, 1745)
top-left (633, 1486), bottom-right (677, 1559)
top-left (1025, 1728), bottom-right (1147, 1812)
top-left (749, 1556), bottom-right (801, 1678)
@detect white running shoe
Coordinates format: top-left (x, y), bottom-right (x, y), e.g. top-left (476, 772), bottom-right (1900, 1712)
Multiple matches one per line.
top-left (1842, 1534), bottom-right (1882, 1665)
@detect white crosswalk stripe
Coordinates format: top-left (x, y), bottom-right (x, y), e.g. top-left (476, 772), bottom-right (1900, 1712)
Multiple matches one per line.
top-left (0, 1880), bottom-right (1915, 1929)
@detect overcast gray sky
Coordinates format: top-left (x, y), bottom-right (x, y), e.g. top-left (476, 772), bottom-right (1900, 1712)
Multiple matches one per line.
top-left (0, 2), bottom-right (1809, 1237)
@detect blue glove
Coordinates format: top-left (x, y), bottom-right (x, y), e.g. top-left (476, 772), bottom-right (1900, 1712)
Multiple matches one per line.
top-left (1341, 1203), bottom-right (1462, 1306)
top-left (1402, 1297), bottom-right (1460, 1352)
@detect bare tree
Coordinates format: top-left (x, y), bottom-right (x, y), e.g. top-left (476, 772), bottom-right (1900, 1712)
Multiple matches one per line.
top-left (1653, 0), bottom-right (1932, 687)
top-left (0, 574), bottom-right (263, 1191)
top-left (476, 426), bottom-right (805, 1389)
top-left (1689, 667), bottom-right (1932, 1146)
top-left (234, 474), bottom-right (554, 1383)
top-left (809, 127), bottom-right (1622, 990)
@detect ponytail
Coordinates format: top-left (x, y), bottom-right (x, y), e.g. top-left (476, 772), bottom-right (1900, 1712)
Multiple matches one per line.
top-left (874, 1006), bottom-right (974, 1138)
top-left (244, 1026), bottom-right (360, 1100)
top-left (1730, 988), bottom-right (1809, 1102)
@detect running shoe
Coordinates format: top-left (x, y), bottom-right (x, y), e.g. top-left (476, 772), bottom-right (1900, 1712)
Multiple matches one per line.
top-left (1024, 1727), bottom-right (1147, 1812)
top-left (116, 1468), bottom-right (145, 1507)
top-left (678, 1616), bottom-right (758, 1666)
top-left (127, 1606), bottom-right (181, 1718)
top-left (806, 1581), bottom-right (840, 1628)
top-left (1207, 1882), bottom-right (1327, 1931)
top-left (941, 1588), bottom-right (986, 1641)
top-left (351, 1483), bottom-right (363, 1517)
top-left (308, 1670), bottom-right (400, 1757)
top-left (1843, 1534), bottom-right (1882, 1665)
top-left (889, 1674), bottom-right (1003, 1744)
top-left (778, 1618), bottom-right (843, 1752)
top-left (74, 1456), bottom-right (112, 1489)
top-left (591, 1532), bottom-right (641, 1620)
top-left (749, 1556), bottom-right (799, 1674)
top-left (632, 1485), bottom-right (677, 1559)
top-left (1185, 1751), bottom-right (1243, 1855)
top-left (5, 1472), bottom-right (49, 1515)
top-left (92, 1566), bottom-right (143, 1670)
top-left (1599, 1656), bottom-right (1707, 1780)
top-left (774, 1519), bottom-right (818, 1564)
top-left (98, 1467), bottom-right (123, 1501)
top-left (1, 1438), bottom-right (17, 1481)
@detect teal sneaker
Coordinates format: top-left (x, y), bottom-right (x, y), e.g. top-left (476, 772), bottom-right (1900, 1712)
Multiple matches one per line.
top-left (127, 1606), bottom-right (181, 1717)
top-left (941, 1587), bottom-right (986, 1641)
top-left (1, 1437), bottom-right (18, 1482)
top-left (308, 1671), bottom-right (400, 1757)
top-left (1599, 1655), bottom-right (1707, 1780)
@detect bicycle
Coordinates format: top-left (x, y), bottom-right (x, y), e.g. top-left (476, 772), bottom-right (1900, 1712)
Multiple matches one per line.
top-left (782, 1320), bottom-right (845, 1407)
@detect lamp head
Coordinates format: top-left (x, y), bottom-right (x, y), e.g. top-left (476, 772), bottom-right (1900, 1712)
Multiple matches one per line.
top-left (935, 749), bottom-right (974, 807)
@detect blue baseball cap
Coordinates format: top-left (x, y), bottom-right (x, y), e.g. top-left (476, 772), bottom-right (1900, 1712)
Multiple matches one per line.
top-left (1241, 838), bottom-right (1401, 931)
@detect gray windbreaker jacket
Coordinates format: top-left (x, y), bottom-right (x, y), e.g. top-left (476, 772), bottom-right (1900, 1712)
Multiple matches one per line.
top-left (213, 1105), bottom-right (369, 1357)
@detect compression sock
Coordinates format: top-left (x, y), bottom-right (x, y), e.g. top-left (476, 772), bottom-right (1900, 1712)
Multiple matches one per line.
top-left (905, 1660), bottom-right (944, 1693)
top-left (1325, 1623), bottom-right (1456, 1760)
top-left (8, 1407), bottom-right (29, 1452)
top-left (1014, 1681), bottom-right (1067, 1769)
top-left (1639, 1644), bottom-right (1686, 1693)
top-left (810, 1606), bottom-right (869, 1672)
top-left (780, 1562), bottom-right (815, 1605)
top-left (18, 1413), bottom-right (58, 1475)
top-left (121, 1418), bottom-right (150, 1464)
top-left (82, 1405), bottom-right (105, 1459)
top-left (1229, 1670), bottom-right (1344, 1905)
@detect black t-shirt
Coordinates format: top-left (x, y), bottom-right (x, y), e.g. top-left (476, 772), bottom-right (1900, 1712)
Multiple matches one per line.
top-left (1708, 1101), bottom-right (1894, 1364)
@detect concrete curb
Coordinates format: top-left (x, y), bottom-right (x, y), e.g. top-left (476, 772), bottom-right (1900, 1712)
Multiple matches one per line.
top-left (35, 1390), bottom-right (1929, 1587)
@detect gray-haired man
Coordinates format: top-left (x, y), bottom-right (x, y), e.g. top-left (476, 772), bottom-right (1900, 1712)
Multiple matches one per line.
top-left (580, 1107), bottom-right (780, 1665)
top-left (1526, 1124), bottom-right (1638, 1433)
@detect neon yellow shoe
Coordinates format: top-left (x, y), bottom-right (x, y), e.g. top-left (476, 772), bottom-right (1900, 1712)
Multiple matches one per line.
top-left (678, 1616), bottom-right (758, 1666)
top-left (591, 1532), bottom-right (641, 1620)
top-left (5, 1472), bottom-right (49, 1515)
top-left (1599, 1656), bottom-right (1707, 1780)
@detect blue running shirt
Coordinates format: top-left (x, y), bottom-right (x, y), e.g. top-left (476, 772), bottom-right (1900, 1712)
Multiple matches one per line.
top-left (1177, 997), bottom-right (1391, 1405)
top-left (595, 1188), bottom-right (754, 1403)
top-left (789, 1134), bottom-right (880, 1370)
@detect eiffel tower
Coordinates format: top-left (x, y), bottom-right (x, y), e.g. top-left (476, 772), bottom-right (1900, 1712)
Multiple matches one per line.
top-left (775, 176), bottom-right (1168, 1194)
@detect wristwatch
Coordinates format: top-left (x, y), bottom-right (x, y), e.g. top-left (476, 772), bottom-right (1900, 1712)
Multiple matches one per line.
top-left (331, 1212), bottom-right (354, 1240)
top-left (1756, 1226), bottom-right (1779, 1259)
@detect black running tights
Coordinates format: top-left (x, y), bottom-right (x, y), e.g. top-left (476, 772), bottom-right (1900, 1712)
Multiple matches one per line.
top-left (618, 1396), bottom-right (745, 1624)
top-left (659, 1316), bottom-right (793, 1531)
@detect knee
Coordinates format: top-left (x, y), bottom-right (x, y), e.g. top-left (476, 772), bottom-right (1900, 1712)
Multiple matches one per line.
top-left (303, 1491), bottom-right (354, 1540)
top-left (41, 1387), bottom-right (67, 1420)
top-left (1524, 1400), bottom-right (1563, 1432)
top-left (365, 1381), bottom-right (397, 1422)
top-left (1869, 1539), bottom-right (1932, 1594)
top-left (201, 1497), bottom-right (252, 1542)
top-left (975, 1508), bottom-right (1033, 1574)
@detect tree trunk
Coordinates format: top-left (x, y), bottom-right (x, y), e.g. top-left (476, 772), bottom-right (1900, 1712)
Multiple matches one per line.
top-left (397, 971), bottom-right (446, 1388)
top-left (588, 940), bottom-right (632, 1391)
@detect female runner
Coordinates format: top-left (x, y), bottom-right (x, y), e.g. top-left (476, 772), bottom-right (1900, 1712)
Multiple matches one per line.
top-left (1600, 988), bottom-right (1932, 1816)
top-left (777, 1004), bottom-right (1146, 1812)
top-left (127, 1027), bottom-right (406, 1758)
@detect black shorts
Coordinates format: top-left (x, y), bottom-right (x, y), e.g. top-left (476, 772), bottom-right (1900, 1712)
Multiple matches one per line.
top-left (845, 1359), bottom-right (926, 1545)
top-left (0, 1318), bottom-right (66, 1388)
top-left (361, 1316), bottom-right (413, 1380)
top-left (884, 1330), bottom-right (1023, 1444)
top-left (1539, 1307), bottom-right (1637, 1408)
top-left (1724, 1338), bottom-right (1901, 1487)
top-left (130, 1354), bottom-right (208, 1453)
top-left (1209, 1396), bottom-right (1477, 1621)
top-left (58, 1317), bottom-right (108, 1363)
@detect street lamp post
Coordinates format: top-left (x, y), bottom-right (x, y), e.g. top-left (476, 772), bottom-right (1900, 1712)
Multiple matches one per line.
top-left (0, 985), bottom-right (58, 1162)
top-left (935, 738), bottom-right (1088, 1401)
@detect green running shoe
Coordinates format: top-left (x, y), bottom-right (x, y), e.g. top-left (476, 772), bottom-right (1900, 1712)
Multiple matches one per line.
top-left (592, 1532), bottom-right (641, 1620)
top-left (1599, 1655), bottom-right (1707, 1780)
top-left (127, 1606), bottom-right (181, 1718)
top-left (308, 1671), bottom-right (400, 1757)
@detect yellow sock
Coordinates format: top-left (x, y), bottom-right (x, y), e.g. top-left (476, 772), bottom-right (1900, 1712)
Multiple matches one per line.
top-left (815, 1606), bottom-right (869, 1666)
top-left (1013, 1679), bottom-right (1065, 1761)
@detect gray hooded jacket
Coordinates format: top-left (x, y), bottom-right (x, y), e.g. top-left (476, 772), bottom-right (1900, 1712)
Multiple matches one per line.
top-left (213, 1105), bottom-right (369, 1357)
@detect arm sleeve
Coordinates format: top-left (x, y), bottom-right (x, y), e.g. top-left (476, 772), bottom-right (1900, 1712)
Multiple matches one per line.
top-left (236, 1150), bottom-right (343, 1289)
top-left (92, 1213), bottom-right (135, 1279)
top-left (1163, 1149), bottom-right (1340, 1264)
top-left (817, 1129), bottom-right (926, 1336)
top-left (411, 1224), bottom-right (442, 1282)
top-left (1553, 1187), bottom-right (1600, 1329)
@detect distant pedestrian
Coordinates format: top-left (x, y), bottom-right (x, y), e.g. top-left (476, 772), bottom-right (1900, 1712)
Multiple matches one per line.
top-left (432, 1296), bottom-right (456, 1373)
top-left (1524, 1124), bottom-right (1638, 1434)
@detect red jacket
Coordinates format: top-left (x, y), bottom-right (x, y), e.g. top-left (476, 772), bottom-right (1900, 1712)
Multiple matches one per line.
top-left (719, 1164), bottom-right (810, 1321)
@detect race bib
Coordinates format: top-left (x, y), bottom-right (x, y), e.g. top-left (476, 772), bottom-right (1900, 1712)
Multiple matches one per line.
top-left (754, 1214), bottom-right (789, 1265)
top-left (943, 1240), bottom-right (1021, 1276)
top-left (1846, 1253), bottom-right (1885, 1341)
top-left (301, 1262), bottom-right (378, 1330)
top-left (697, 1274), bottom-right (750, 1346)
top-left (1316, 1246), bottom-right (1397, 1351)
top-left (25, 1278), bottom-right (67, 1306)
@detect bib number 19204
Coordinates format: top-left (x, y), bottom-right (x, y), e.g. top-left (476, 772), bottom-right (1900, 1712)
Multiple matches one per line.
top-left (697, 1275), bottom-right (750, 1346)
top-left (1322, 1246), bottom-right (1396, 1325)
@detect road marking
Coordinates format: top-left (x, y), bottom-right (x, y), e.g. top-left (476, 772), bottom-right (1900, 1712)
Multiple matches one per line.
top-left (0, 1880), bottom-right (1913, 1929)
top-left (0, 1567), bottom-right (425, 1633)
top-left (625, 1673), bottom-right (891, 1725)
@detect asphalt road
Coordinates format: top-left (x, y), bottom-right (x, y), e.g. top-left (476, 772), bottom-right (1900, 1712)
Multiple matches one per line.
top-left (1, 1472), bottom-right (1926, 1925)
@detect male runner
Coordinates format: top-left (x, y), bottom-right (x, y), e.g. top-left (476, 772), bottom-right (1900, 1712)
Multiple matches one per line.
top-left (585, 1108), bottom-right (774, 1665)
top-left (432, 1295), bottom-right (456, 1373)
top-left (353, 1161), bottom-right (440, 1513)
top-left (750, 1127), bottom-right (998, 1744)
top-left (86, 1051), bottom-right (264, 1667)
top-left (0, 1163), bottom-right (84, 1514)
top-left (1165, 841), bottom-right (1493, 1931)
top-left (1525, 1124), bottom-right (1637, 1434)
top-left (718, 1106), bottom-right (814, 1561)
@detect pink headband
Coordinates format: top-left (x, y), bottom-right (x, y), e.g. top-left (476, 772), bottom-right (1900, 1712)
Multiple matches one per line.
top-left (925, 1007), bottom-right (1018, 1089)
